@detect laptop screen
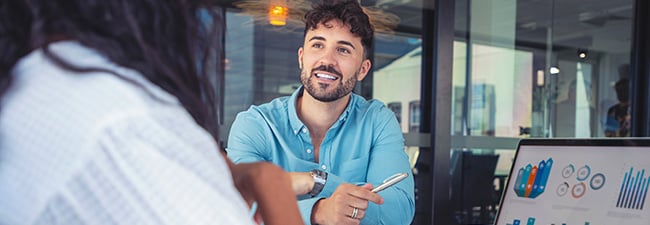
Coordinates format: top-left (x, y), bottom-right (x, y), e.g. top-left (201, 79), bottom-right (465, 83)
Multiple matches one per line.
top-left (494, 138), bottom-right (650, 225)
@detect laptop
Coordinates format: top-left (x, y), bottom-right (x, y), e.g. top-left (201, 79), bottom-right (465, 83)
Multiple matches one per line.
top-left (494, 138), bottom-right (650, 225)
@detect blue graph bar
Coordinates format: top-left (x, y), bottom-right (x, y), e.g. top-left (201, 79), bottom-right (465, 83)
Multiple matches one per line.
top-left (633, 171), bottom-right (645, 209)
top-left (625, 170), bottom-right (638, 208)
top-left (616, 168), bottom-right (630, 207)
top-left (526, 217), bottom-right (535, 225)
top-left (509, 218), bottom-right (537, 225)
top-left (625, 170), bottom-right (645, 209)
top-left (514, 158), bottom-right (552, 198)
top-left (616, 167), bottom-right (650, 210)
top-left (639, 179), bottom-right (650, 209)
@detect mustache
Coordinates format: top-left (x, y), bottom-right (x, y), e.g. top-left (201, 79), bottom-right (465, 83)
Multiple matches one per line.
top-left (311, 65), bottom-right (342, 77)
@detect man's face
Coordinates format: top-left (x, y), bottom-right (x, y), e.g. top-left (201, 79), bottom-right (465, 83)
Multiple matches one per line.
top-left (298, 19), bottom-right (371, 102)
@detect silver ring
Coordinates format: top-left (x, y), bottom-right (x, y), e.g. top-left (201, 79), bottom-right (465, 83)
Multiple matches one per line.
top-left (351, 207), bottom-right (359, 219)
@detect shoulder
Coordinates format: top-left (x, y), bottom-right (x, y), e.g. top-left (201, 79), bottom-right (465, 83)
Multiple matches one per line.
top-left (349, 93), bottom-right (393, 118)
top-left (4, 41), bottom-right (186, 145)
top-left (236, 95), bottom-right (291, 122)
top-left (19, 41), bottom-right (177, 112)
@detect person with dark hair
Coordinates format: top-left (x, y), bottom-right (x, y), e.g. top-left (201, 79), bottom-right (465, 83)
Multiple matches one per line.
top-left (605, 78), bottom-right (631, 137)
top-left (227, 1), bottom-right (415, 224)
top-left (0, 0), bottom-right (302, 224)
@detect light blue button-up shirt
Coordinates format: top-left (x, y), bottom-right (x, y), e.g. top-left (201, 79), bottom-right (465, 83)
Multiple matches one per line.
top-left (227, 87), bottom-right (415, 225)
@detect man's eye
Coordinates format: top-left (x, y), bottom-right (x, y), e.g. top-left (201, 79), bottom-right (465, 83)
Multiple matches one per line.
top-left (312, 43), bottom-right (323, 48)
top-left (338, 48), bottom-right (350, 54)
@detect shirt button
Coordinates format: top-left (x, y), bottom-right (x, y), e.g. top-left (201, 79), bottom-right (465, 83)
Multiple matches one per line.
top-left (302, 128), bottom-right (307, 133)
top-left (307, 149), bottom-right (312, 154)
top-left (321, 165), bottom-right (327, 170)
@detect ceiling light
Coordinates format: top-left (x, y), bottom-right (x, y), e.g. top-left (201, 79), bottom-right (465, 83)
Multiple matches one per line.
top-left (550, 67), bottom-right (560, 75)
top-left (268, 5), bottom-right (288, 26)
top-left (234, 0), bottom-right (400, 32)
top-left (578, 49), bottom-right (587, 59)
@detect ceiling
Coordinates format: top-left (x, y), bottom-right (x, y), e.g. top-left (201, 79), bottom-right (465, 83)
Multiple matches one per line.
top-left (217, 0), bottom-right (635, 69)
top-left (375, 0), bottom-right (634, 56)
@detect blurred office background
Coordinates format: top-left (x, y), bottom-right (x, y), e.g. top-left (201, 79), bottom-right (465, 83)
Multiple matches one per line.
top-left (210, 0), bottom-right (650, 224)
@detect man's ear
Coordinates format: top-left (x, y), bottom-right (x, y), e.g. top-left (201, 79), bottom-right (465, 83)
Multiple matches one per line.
top-left (357, 59), bottom-right (372, 81)
top-left (298, 47), bottom-right (304, 69)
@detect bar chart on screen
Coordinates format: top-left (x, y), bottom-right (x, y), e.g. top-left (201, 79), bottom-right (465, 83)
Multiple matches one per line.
top-left (513, 158), bottom-right (553, 199)
top-left (506, 217), bottom-right (536, 225)
top-left (615, 167), bottom-right (650, 210)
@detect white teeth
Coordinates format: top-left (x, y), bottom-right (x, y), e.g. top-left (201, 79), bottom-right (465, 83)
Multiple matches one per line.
top-left (316, 73), bottom-right (337, 80)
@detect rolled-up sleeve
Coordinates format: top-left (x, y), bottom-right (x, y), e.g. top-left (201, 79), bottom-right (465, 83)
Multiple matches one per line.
top-left (360, 110), bottom-right (415, 225)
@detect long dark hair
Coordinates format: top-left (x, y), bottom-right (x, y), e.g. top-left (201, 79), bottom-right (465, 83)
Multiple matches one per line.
top-left (0, 0), bottom-right (31, 100)
top-left (0, 0), bottom-right (223, 137)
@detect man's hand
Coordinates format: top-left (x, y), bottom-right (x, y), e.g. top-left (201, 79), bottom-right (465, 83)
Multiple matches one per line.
top-left (311, 183), bottom-right (384, 225)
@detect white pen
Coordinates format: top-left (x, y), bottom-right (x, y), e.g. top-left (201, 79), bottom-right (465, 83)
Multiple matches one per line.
top-left (371, 173), bottom-right (409, 193)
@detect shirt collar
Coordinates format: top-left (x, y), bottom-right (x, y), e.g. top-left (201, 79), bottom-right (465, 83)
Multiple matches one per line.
top-left (287, 86), bottom-right (354, 135)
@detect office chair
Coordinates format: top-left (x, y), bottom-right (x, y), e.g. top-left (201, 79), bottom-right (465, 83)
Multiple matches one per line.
top-left (450, 150), bottom-right (500, 225)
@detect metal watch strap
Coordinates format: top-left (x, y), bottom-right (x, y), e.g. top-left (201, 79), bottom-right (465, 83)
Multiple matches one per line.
top-left (309, 169), bottom-right (327, 198)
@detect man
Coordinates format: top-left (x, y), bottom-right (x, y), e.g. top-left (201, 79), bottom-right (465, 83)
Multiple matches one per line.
top-left (227, 1), bottom-right (415, 224)
top-left (605, 78), bottom-right (630, 137)
top-left (0, 0), bottom-right (302, 224)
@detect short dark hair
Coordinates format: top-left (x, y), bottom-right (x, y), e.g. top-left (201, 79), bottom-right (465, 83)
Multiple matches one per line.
top-left (615, 78), bottom-right (629, 102)
top-left (303, 0), bottom-right (374, 59)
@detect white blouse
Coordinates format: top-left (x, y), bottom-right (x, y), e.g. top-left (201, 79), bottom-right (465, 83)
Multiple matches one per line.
top-left (0, 41), bottom-right (254, 225)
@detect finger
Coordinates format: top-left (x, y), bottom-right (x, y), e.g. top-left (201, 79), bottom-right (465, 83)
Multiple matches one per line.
top-left (354, 208), bottom-right (366, 220)
top-left (342, 216), bottom-right (362, 225)
top-left (359, 183), bottom-right (373, 190)
top-left (253, 208), bottom-right (263, 225)
top-left (345, 186), bottom-right (384, 205)
top-left (346, 196), bottom-right (370, 210)
top-left (347, 206), bottom-right (367, 219)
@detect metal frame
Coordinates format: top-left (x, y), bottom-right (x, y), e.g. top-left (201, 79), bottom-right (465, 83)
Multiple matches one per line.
top-left (415, 0), bottom-right (455, 224)
top-left (631, 0), bottom-right (650, 137)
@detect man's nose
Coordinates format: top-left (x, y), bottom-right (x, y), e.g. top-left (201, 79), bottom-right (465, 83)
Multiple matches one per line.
top-left (317, 48), bottom-right (338, 67)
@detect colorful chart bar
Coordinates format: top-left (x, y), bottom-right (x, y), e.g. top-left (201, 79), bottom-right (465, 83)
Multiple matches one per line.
top-left (616, 167), bottom-right (650, 210)
top-left (514, 158), bottom-right (553, 198)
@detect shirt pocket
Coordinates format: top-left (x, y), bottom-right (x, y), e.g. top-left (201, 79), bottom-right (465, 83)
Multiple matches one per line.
top-left (336, 156), bottom-right (369, 182)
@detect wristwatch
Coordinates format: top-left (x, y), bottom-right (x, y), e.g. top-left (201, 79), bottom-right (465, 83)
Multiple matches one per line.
top-left (309, 169), bottom-right (328, 198)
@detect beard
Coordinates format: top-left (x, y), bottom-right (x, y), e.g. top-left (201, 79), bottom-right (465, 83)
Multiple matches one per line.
top-left (301, 65), bottom-right (358, 102)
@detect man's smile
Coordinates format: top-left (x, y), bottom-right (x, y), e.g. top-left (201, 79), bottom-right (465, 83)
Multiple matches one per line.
top-left (311, 64), bottom-right (342, 82)
top-left (315, 73), bottom-right (338, 80)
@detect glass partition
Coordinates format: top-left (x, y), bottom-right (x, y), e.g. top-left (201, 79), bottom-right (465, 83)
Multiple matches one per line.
top-left (451, 0), bottom-right (635, 224)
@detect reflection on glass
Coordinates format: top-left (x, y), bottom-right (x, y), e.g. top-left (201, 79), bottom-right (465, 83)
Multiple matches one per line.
top-left (452, 0), bottom-right (634, 139)
top-left (372, 34), bottom-right (422, 170)
top-left (409, 101), bottom-right (421, 132)
top-left (452, 0), bottom-right (635, 224)
top-left (387, 102), bottom-right (403, 124)
top-left (373, 41), bottom-right (421, 133)
top-left (452, 42), bottom-right (533, 137)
